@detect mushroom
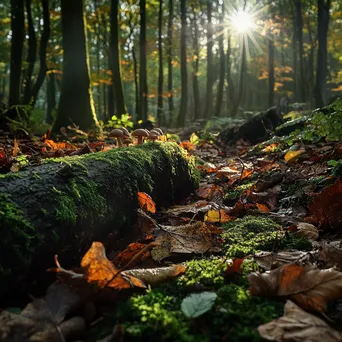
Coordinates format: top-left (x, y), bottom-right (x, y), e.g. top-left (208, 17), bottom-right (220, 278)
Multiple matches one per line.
top-left (147, 132), bottom-right (159, 142)
top-left (109, 129), bottom-right (124, 147)
top-left (132, 129), bottom-right (148, 145)
top-left (123, 138), bottom-right (132, 146)
top-left (119, 127), bottom-right (130, 137)
top-left (151, 128), bottom-right (163, 136)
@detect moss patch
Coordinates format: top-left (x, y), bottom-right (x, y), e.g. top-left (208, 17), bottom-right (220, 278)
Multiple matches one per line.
top-left (222, 216), bottom-right (312, 258)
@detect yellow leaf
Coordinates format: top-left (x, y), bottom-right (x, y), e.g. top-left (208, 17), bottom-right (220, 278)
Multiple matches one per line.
top-left (189, 132), bottom-right (199, 145)
top-left (284, 149), bottom-right (305, 163)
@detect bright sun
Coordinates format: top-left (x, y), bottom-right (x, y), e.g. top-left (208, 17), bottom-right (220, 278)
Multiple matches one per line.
top-left (231, 10), bottom-right (255, 33)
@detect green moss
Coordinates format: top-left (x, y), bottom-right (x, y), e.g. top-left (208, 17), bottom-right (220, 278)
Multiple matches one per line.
top-left (0, 194), bottom-right (41, 293)
top-left (103, 257), bottom-right (282, 342)
top-left (222, 216), bottom-right (311, 258)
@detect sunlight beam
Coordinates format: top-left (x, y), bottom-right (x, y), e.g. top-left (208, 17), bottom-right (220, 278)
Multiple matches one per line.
top-left (231, 10), bottom-right (255, 34)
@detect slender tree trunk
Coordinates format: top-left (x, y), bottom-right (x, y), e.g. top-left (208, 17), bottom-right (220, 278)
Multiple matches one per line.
top-left (132, 46), bottom-right (139, 119)
top-left (23, 0), bottom-right (37, 105)
top-left (9, 0), bottom-right (25, 106)
top-left (46, 71), bottom-right (56, 124)
top-left (167, 0), bottom-right (174, 125)
top-left (294, 0), bottom-right (305, 102)
top-left (192, 9), bottom-right (200, 120)
top-left (177, 0), bottom-right (187, 127)
top-left (226, 34), bottom-right (235, 115)
top-left (139, 0), bottom-right (148, 121)
top-left (204, 0), bottom-right (213, 118)
top-left (306, 15), bottom-right (317, 106)
top-left (110, 0), bottom-right (126, 117)
top-left (94, 0), bottom-right (102, 118)
top-left (214, 0), bottom-right (225, 117)
top-left (268, 37), bottom-right (275, 107)
top-left (290, 2), bottom-right (299, 101)
top-left (157, 0), bottom-right (163, 125)
top-left (52, 0), bottom-right (98, 133)
top-left (315, 0), bottom-right (331, 107)
top-left (31, 0), bottom-right (50, 107)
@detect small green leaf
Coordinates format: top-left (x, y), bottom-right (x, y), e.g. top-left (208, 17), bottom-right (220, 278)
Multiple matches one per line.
top-left (181, 291), bottom-right (217, 318)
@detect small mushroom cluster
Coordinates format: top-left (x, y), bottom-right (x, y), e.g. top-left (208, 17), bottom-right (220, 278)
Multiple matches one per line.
top-left (132, 128), bottom-right (164, 144)
top-left (109, 127), bottom-right (132, 146)
top-left (109, 127), bottom-right (164, 146)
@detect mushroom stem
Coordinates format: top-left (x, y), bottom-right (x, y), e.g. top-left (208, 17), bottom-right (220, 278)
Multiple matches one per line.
top-left (138, 137), bottom-right (143, 145)
top-left (117, 138), bottom-right (123, 147)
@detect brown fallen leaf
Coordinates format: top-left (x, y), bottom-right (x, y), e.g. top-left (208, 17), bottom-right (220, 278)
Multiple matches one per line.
top-left (81, 242), bottom-right (146, 289)
top-left (253, 251), bottom-right (314, 271)
top-left (224, 258), bottom-right (246, 277)
top-left (248, 264), bottom-right (342, 312)
top-left (258, 300), bottom-right (342, 342)
top-left (295, 222), bottom-right (319, 241)
top-left (123, 264), bottom-right (186, 285)
top-left (318, 242), bottom-right (342, 271)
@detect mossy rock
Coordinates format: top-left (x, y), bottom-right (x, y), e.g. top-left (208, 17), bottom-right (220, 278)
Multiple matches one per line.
top-left (0, 142), bottom-right (199, 300)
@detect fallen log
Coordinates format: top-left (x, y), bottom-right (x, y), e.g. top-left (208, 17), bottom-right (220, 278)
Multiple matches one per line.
top-left (218, 106), bottom-right (283, 145)
top-left (0, 142), bottom-right (199, 300)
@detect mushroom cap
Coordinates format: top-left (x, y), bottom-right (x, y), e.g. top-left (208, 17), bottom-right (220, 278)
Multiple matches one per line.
top-left (147, 132), bottom-right (159, 140)
top-left (151, 128), bottom-right (163, 135)
top-left (132, 129), bottom-right (149, 137)
top-left (109, 129), bottom-right (124, 138)
top-left (150, 129), bottom-right (161, 136)
top-left (119, 127), bottom-right (130, 136)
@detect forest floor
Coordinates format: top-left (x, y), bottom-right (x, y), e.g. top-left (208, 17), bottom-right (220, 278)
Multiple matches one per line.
top-left (1, 122), bottom-right (342, 342)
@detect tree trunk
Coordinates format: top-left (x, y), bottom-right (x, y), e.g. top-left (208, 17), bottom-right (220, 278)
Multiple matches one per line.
top-left (294, 0), bottom-right (305, 102)
top-left (9, 0), bottom-right (24, 106)
top-left (226, 34), bottom-right (235, 115)
top-left (31, 0), bottom-right (50, 107)
top-left (204, 0), bottom-right (213, 119)
top-left (133, 46), bottom-right (139, 120)
top-left (0, 143), bottom-right (199, 299)
top-left (46, 71), bottom-right (56, 124)
top-left (214, 0), bottom-right (225, 118)
top-left (22, 0), bottom-right (37, 105)
top-left (315, 0), bottom-right (331, 107)
top-left (139, 0), bottom-right (148, 121)
top-left (157, 0), bottom-right (164, 125)
top-left (268, 37), bottom-right (275, 107)
top-left (177, 0), bottom-right (187, 127)
top-left (110, 0), bottom-right (126, 117)
top-left (167, 0), bottom-right (174, 125)
top-left (192, 8), bottom-right (200, 121)
top-left (52, 0), bottom-right (98, 133)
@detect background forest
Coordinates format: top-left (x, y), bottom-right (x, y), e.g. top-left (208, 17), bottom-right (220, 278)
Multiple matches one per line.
top-left (0, 0), bottom-right (341, 133)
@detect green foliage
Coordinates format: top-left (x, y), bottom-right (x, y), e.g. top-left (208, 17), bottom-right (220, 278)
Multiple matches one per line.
top-left (181, 292), bottom-right (217, 318)
top-left (222, 216), bottom-right (311, 258)
top-left (105, 113), bottom-right (134, 129)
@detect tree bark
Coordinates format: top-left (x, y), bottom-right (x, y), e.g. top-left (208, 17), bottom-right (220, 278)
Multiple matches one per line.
top-left (46, 71), bottom-right (56, 124)
top-left (0, 143), bottom-right (199, 299)
top-left (157, 0), bottom-right (164, 125)
top-left (177, 0), bottom-right (187, 127)
top-left (192, 7), bottom-right (200, 121)
top-left (52, 0), bottom-right (98, 133)
top-left (268, 37), bottom-right (275, 107)
top-left (139, 0), bottom-right (148, 121)
top-left (110, 0), bottom-right (127, 117)
top-left (204, 0), bottom-right (213, 119)
top-left (167, 0), bottom-right (174, 125)
top-left (22, 0), bottom-right (37, 105)
top-left (226, 34), bottom-right (235, 115)
top-left (31, 0), bottom-right (50, 107)
top-left (315, 0), bottom-right (331, 107)
top-left (214, 0), bottom-right (225, 118)
top-left (9, 0), bottom-right (25, 106)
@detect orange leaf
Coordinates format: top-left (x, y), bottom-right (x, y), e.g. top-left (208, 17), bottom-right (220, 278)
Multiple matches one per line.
top-left (81, 242), bottom-right (146, 289)
top-left (114, 242), bottom-right (150, 267)
top-left (138, 192), bottom-right (156, 214)
top-left (241, 169), bottom-right (253, 180)
top-left (256, 203), bottom-right (270, 212)
top-left (225, 257), bottom-right (246, 276)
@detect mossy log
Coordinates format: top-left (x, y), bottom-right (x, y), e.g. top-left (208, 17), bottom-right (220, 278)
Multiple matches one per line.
top-left (218, 107), bottom-right (283, 145)
top-left (0, 142), bottom-right (199, 299)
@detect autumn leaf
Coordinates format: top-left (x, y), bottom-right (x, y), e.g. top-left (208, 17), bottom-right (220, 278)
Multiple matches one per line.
top-left (113, 242), bottom-right (151, 267)
top-left (224, 257), bottom-right (246, 277)
top-left (284, 149), bottom-right (305, 163)
top-left (248, 264), bottom-right (342, 312)
top-left (204, 209), bottom-right (232, 223)
top-left (256, 203), bottom-right (270, 212)
top-left (123, 264), bottom-right (186, 285)
top-left (258, 300), bottom-right (342, 342)
top-left (137, 192), bottom-right (156, 214)
top-left (81, 242), bottom-right (146, 289)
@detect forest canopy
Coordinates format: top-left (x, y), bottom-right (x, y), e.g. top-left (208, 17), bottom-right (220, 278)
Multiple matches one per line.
top-left (0, 0), bottom-right (341, 132)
